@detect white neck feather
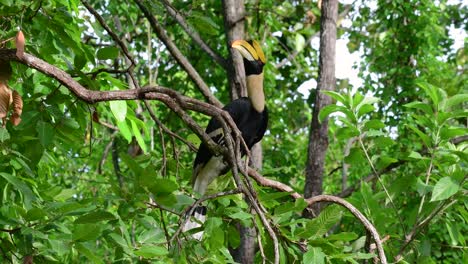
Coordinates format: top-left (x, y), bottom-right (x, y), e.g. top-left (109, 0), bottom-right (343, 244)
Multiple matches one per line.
top-left (246, 73), bottom-right (265, 112)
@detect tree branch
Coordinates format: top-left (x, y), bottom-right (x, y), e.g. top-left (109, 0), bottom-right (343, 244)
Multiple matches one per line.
top-left (170, 189), bottom-right (242, 243)
top-left (306, 195), bottom-right (387, 264)
top-left (81, 0), bottom-right (139, 89)
top-left (248, 168), bottom-right (387, 264)
top-left (2, 47), bottom-right (384, 264)
top-left (159, 0), bottom-right (228, 69)
top-left (134, 0), bottom-right (223, 108)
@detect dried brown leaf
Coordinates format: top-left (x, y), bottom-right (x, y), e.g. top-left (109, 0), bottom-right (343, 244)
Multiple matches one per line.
top-left (10, 113), bottom-right (21, 126)
top-left (0, 82), bottom-right (12, 119)
top-left (12, 90), bottom-right (23, 116)
top-left (15, 30), bottom-right (25, 57)
top-left (92, 111), bottom-right (100, 123)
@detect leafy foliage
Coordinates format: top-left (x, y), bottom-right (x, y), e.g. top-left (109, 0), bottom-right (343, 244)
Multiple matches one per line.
top-left (0, 0), bottom-right (466, 263)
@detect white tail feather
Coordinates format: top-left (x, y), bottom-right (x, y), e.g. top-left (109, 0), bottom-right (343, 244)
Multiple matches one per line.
top-left (185, 156), bottom-right (226, 240)
top-left (182, 209), bottom-right (206, 240)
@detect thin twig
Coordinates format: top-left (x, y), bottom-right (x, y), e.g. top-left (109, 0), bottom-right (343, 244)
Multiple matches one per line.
top-left (247, 168), bottom-right (387, 263)
top-left (395, 198), bottom-right (458, 262)
top-left (159, 0), bottom-right (228, 69)
top-left (3, 47), bottom-right (388, 264)
top-left (159, 209), bottom-right (171, 246)
top-left (358, 137), bottom-right (406, 235)
top-left (134, 0), bottom-right (223, 108)
top-left (81, 0), bottom-right (139, 89)
top-left (170, 189), bottom-right (242, 244)
top-left (146, 201), bottom-right (181, 216)
top-left (97, 131), bottom-right (118, 174)
top-left (144, 101), bottom-right (197, 151)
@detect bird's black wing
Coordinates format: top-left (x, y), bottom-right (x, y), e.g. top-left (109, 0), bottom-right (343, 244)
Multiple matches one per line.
top-left (192, 98), bottom-right (252, 183)
top-left (252, 106), bottom-right (268, 146)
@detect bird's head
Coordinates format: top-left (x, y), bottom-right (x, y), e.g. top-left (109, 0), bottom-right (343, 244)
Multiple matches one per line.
top-left (231, 40), bottom-right (266, 76)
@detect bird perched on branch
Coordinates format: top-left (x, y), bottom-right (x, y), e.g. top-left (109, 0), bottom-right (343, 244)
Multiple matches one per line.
top-left (183, 40), bottom-right (268, 239)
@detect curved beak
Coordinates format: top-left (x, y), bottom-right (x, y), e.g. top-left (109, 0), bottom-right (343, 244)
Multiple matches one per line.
top-left (231, 40), bottom-right (266, 64)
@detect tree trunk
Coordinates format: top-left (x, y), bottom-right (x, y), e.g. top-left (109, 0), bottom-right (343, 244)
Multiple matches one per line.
top-left (222, 0), bottom-right (247, 100)
top-left (222, 1), bottom-right (256, 263)
top-left (304, 0), bottom-right (338, 217)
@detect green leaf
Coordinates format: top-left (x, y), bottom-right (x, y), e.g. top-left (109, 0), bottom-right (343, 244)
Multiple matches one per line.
top-left (25, 208), bottom-right (47, 221)
top-left (96, 47), bottom-right (119, 60)
top-left (431, 177), bottom-right (459, 202)
top-left (73, 224), bottom-right (101, 242)
top-left (228, 210), bottom-right (252, 221)
top-left (54, 202), bottom-right (95, 215)
top-left (131, 120), bottom-right (147, 153)
top-left (319, 104), bottom-right (347, 122)
top-left (75, 243), bottom-right (104, 264)
top-left (445, 221), bottom-right (459, 246)
top-left (0, 127), bottom-right (10, 142)
top-left (208, 226), bottom-right (224, 250)
top-left (407, 125), bottom-right (431, 147)
top-left (117, 120), bottom-right (132, 142)
top-left (357, 104), bottom-right (375, 117)
top-left (416, 81), bottom-right (440, 107)
top-left (322, 90), bottom-right (347, 105)
top-left (108, 233), bottom-right (131, 252)
top-left (327, 232), bottom-right (358, 242)
top-left (0, 172), bottom-right (36, 206)
top-left (227, 224), bottom-right (240, 248)
top-left (408, 151), bottom-right (423, 159)
top-left (36, 121), bottom-right (54, 147)
top-left (134, 245), bottom-right (168, 258)
top-left (376, 156), bottom-right (398, 169)
top-left (147, 178), bottom-right (178, 194)
top-left (440, 127), bottom-right (468, 141)
top-left (54, 189), bottom-right (75, 201)
top-left (404, 101), bottom-right (433, 115)
top-left (303, 247), bottom-right (325, 264)
top-left (299, 205), bottom-right (342, 239)
top-left (110, 100), bottom-right (127, 122)
top-left (446, 93), bottom-right (468, 109)
top-left (187, 133), bottom-right (201, 146)
top-left (356, 96), bottom-right (379, 117)
top-left (74, 210), bottom-right (116, 224)
top-left (74, 54), bottom-right (86, 70)
top-left (415, 178), bottom-right (433, 196)
top-left (295, 33), bottom-right (306, 52)
top-left (351, 236), bottom-right (367, 251)
top-left (363, 119), bottom-right (385, 130)
top-left (188, 13), bottom-right (220, 36)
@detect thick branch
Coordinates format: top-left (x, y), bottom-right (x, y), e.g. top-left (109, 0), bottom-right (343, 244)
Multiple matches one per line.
top-left (306, 195), bottom-right (387, 264)
top-left (248, 169), bottom-right (387, 264)
top-left (0, 49), bottom-right (227, 157)
top-left (134, 0), bottom-right (223, 108)
top-left (2, 47), bottom-right (384, 264)
top-left (160, 0), bottom-right (228, 69)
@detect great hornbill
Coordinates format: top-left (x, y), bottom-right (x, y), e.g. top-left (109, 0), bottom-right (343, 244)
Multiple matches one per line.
top-left (183, 40), bottom-right (268, 239)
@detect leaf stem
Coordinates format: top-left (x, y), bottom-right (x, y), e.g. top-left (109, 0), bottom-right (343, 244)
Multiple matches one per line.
top-left (358, 136), bottom-right (407, 235)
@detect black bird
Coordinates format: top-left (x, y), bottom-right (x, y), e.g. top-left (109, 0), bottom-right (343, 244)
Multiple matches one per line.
top-left (183, 40), bottom-right (268, 239)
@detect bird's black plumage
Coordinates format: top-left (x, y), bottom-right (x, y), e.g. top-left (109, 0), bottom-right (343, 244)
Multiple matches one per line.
top-left (184, 39), bottom-right (267, 239)
top-left (192, 98), bottom-right (268, 182)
